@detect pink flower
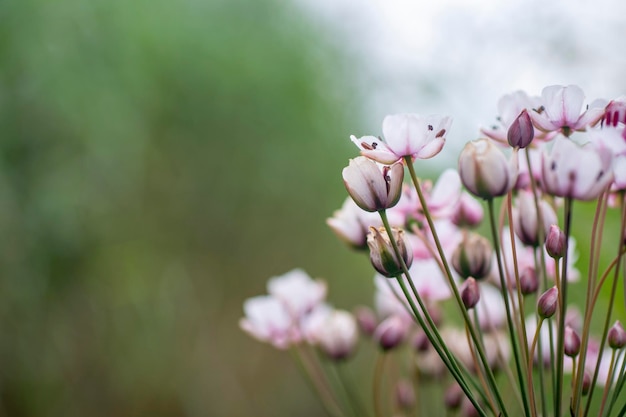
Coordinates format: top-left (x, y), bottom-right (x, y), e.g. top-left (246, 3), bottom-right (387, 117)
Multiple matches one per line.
top-left (342, 157), bottom-right (404, 212)
top-left (541, 136), bottom-right (614, 200)
top-left (530, 85), bottom-right (605, 134)
top-left (351, 113), bottom-right (452, 164)
top-left (239, 295), bottom-right (297, 349)
top-left (327, 197), bottom-right (382, 249)
top-left (481, 90), bottom-right (545, 144)
top-left (267, 269), bottom-right (327, 319)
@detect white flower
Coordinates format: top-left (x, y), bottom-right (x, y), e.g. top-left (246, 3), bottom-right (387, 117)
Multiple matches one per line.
top-left (267, 269), bottom-right (327, 319)
top-left (239, 295), bottom-right (297, 349)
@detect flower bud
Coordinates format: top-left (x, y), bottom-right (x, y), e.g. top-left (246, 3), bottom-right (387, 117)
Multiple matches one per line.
top-left (451, 232), bottom-right (492, 280)
top-left (374, 315), bottom-right (408, 351)
top-left (564, 326), bottom-right (581, 357)
top-left (354, 306), bottom-right (378, 336)
top-left (342, 156), bottom-right (404, 212)
top-left (608, 321), bottom-right (626, 349)
top-left (452, 192), bottom-right (484, 228)
top-left (519, 267), bottom-right (539, 295)
top-left (315, 310), bottom-right (359, 361)
top-left (367, 227), bottom-right (413, 278)
top-left (507, 109), bottom-right (534, 148)
top-left (545, 225), bottom-right (566, 259)
top-left (513, 191), bottom-right (558, 247)
top-left (458, 138), bottom-right (518, 199)
top-left (537, 286), bottom-right (559, 318)
top-left (395, 379), bottom-right (416, 411)
top-left (444, 383), bottom-right (463, 410)
top-left (412, 329), bottom-right (431, 352)
top-left (460, 278), bottom-right (480, 309)
top-left (582, 371), bottom-right (591, 396)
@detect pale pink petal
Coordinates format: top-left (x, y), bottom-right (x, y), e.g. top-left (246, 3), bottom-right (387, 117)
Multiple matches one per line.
top-left (351, 135), bottom-right (400, 164)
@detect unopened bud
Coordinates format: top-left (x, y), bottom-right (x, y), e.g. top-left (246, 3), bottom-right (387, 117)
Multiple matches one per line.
top-left (354, 306), bottom-right (378, 336)
top-left (458, 138), bottom-right (518, 199)
top-left (608, 321), bottom-right (626, 349)
top-left (582, 371), bottom-right (591, 396)
top-left (451, 232), bottom-right (493, 280)
top-left (519, 267), bottom-right (539, 295)
top-left (342, 157), bottom-right (404, 212)
top-left (395, 379), bottom-right (416, 411)
top-left (537, 286), bottom-right (559, 318)
top-left (374, 315), bottom-right (408, 351)
top-left (545, 225), bottom-right (566, 259)
top-left (444, 383), bottom-right (463, 410)
top-left (412, 329), bottom-right (431, 352)
top-left (461, 398), bottom-right (480, 417)
top-left (367, 227), bottom-right (413, 278)
top-left (452, 192), bottom-right (484, 228)
top-left (461, 278), bottom-right (480, 309)
top-left (564, 326), bottom-right (581, 357)
top-left (507, 109), bottom-right (534, 148)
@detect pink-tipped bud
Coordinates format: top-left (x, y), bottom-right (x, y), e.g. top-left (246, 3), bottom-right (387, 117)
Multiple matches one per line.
top-left (452, 192), bottom-right (484, 228)
top-left (608, 321), bottom-right (626, 349)
top-left (519, 267), bottom-right (539, 295)
top-left (537, 286), bottom-right (559, 318)
top-left (508, 109), bottom-right (535, 148)
top-left (545, 225), bottom-right (566, 259)
top-left (458, 138), bottom-right (518, 199)
top-left (461, 278), bottom-right (480, 309)
top-left (582, 371), bottom-right (592, 396)
top-left (564, 326), bottom-right (581, 357)
top-left (451, 232), bottom-right (493, 280)
top-left (374, 315), bottom-right (408, 351)
top-left (461, 398), bottom-right (480, 417)
top-left (354, 306), bottom-right (378, 336)
top-left (395, 379), bottom-right (416, 411)
top-left (412, 329), bottom-right (431, 352)
top-left (444, 384), bottom-right (463, 410)
top-left (367, 227), bottom-right (413, 278)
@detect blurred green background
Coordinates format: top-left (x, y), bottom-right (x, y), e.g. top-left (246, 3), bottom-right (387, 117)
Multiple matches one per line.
top-left (0, 0), bottom-right (624, 416)
top-left (0, 0), bottom-right (379, 416)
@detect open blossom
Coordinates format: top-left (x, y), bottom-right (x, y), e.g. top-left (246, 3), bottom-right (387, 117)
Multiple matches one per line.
top-left (267, 269), bottom-right (327, 319)
top-left (326, 197), bottom-right (381, 249)
top-left (481, 90), bottom-right (546, 144)
top-left (240, 295), bottom-right (297, 349)
top-left (342, 157), bottom-right (404, 212)
top-left (529, 85), bottom-right (605, 134)
top-left (351, 113), bottom-right (452, 164)
top-left (541, 136), bottom-right (613, 200)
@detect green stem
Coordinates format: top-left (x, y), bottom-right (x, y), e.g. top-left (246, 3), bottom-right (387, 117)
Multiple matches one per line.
top-left (487, 198), bottom-right (531, 417)
top-left (583, 192), bottom-right (626, 417)
top-left (555, 197), bottom-right (573, 417)
top-left (404, 158), bottom-right (508, 417)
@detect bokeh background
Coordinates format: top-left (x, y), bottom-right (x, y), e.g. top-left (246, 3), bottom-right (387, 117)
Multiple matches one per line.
top-left (1, 0), bottom-right (625, 416)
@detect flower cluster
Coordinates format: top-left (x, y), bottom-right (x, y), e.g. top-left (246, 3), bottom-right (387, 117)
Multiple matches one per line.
top-left (241, 85), bottom-right (626, 417)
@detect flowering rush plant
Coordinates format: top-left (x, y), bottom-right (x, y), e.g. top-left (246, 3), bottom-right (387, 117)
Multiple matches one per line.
top-left (240, 85), bottom-right (626, 417)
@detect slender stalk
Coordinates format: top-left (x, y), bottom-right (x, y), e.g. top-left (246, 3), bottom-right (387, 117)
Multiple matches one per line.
top-left (378, 210), bottom-right (489, 415)
top-left (583, 193), bottom-right (626, 417)
top-left (487, 198), bottom-right (531, 417)
top-left (467, 312), bottom-right (498, 415)
top-left (525, 144), bottom-right (553, 417)
top-left (404, 158), bottom-right (508, 417)
top-left (373, 352), bottom-right (387, 417)
top-left (527, 317), bottom-right (545, 417)
top-left (598, 349), bottom-right (618, 417)
top-left (327, 362), bottom-right (362, 417)
top-left (607, 350), bottom-right (626, 416)
top-left (555, 197), bottom-right (573, 417)
top-left (290, 347), bottom-right (345, 417)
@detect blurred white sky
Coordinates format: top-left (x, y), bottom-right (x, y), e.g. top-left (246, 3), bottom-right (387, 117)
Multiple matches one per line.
top-left (298, 0), bottom-right (626, 165)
